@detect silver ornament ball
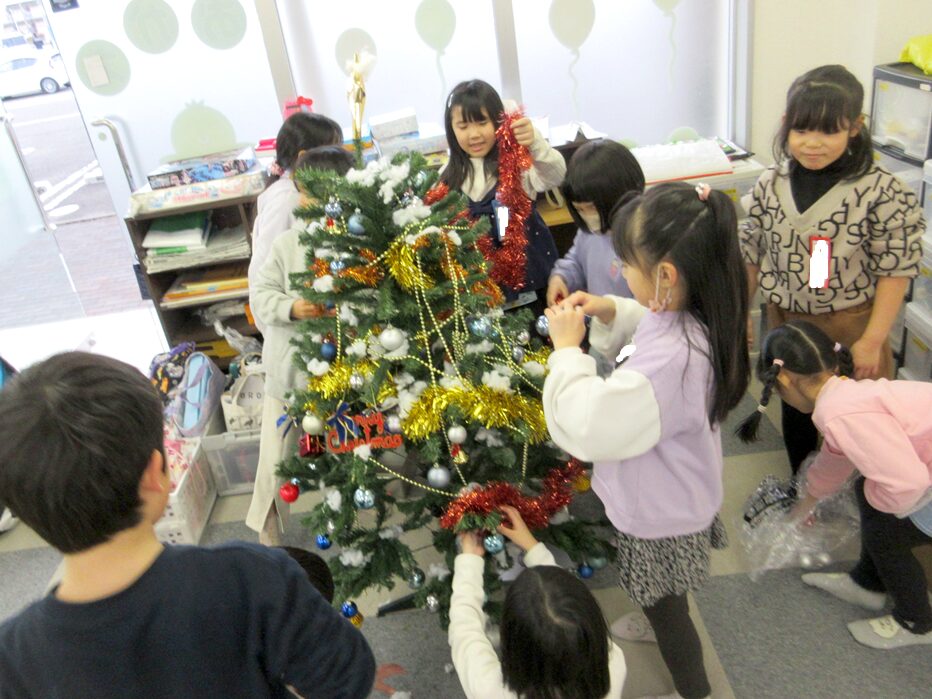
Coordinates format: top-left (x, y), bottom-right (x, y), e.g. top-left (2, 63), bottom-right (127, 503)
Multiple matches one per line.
top-left (379, 327), bottom-right (405, 351)
top-left (348, 211), bottom-right (366, 236)
top-left (326, 519), bottom-right (336, 534)
top-left (425, 594), bottom-right (440, 612)
top-left (483, 533), bottom-right (505, 554)
top-left (302, 414), bottom-right (324, 435)
top-left (349, 373), bottom-right (365, 390)
top-left (407, 567), bottom-right (426, 589)
top-left (468, 316), bottom-right (492, 337)
top-left (535, 314), bottom-right (550, 337)
top-left (353, 487), bottom-right (376, 510)
top-left (447, 425), bottom-right (467, 444)
top-left (511, 346), bottom-right (526, 363)
top-left (517, 330), bottom-right (530, 345)
top-left (330, 259), bottom-right (346, 273)
top-left (324, 199), bottom-right (343, 218)
top-left (427, 465), bottom-right (452, 489)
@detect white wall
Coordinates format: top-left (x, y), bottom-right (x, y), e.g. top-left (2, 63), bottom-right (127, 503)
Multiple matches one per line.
top-left (749, 0), bottom-right (932, 164)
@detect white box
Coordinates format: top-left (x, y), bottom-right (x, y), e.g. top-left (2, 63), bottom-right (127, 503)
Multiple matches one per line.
top-left (156, 439), bottom-right (217, 544)
top-left (202, 430), bottom-right (261, 496)
top-left (377, 132), bottom-right (448, 159)
top-left (368, 108), bottom-right (418, 141)
top-left (903, 302), bottom-right (932, 380)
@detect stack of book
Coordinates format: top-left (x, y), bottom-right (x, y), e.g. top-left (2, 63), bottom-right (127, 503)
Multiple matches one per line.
top-left (144, 224), bottom-right (250, 274)
top-left (161, 262), bottom-right (250, 309)
top-left (142, 211), bottom-right (210, 255)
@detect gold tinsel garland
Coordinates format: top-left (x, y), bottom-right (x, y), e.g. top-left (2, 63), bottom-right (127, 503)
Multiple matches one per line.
top-left (306, 360), bottom-right (375, 400)
top-left (386, 237), bottom-right (434, 291)
top-left (402, 383), bottom-right (547, 443)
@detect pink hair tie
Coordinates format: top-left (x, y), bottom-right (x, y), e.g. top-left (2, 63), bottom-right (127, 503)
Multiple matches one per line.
top-left (772, 358), bottom-right (785, 367)
top-left (695, 183), bottom-right (711, 201)
top-left (833, 342), bottom-right (842, 353)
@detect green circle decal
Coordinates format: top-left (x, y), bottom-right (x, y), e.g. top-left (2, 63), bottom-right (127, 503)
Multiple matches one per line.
top-left (74, 40), bottom-right (131, 96)
top-left (335, 28), bottom-right (377, 75)
top-left (192, 0), bottom-right (247, 50)
top-left (124, 0), bottom-right (178, 54)
top-left (168, 102), bottom-right (237, 160)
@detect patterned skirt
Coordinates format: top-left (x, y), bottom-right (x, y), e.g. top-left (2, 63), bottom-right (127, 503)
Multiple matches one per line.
top-left (614, 515), bottom-right (728, 608)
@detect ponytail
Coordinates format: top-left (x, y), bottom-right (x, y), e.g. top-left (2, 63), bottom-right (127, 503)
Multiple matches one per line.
top-left (735, 360), bottom-right (783, 443)
top-left (835, 344), bottom-right (854, 378)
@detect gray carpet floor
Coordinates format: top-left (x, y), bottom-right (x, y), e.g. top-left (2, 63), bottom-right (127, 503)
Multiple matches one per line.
top-left (694, 566), bottom-right (932, 699)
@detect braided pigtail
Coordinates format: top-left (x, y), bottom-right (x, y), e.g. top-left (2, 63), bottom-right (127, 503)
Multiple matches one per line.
top-left (834, 342), bottom-right (854, 378)
top-left (735, 359), bottom-right (784, 443)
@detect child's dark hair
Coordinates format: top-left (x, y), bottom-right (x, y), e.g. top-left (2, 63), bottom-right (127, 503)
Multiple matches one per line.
top-left (294, 145), bottom-right (355, 178)
top-left (562, 140), bottom-right (645, 233)
top-left (278, 546), bottom-right (335, 602)
top-left (440, 79), bottom-right (505, 192)
top-left (500, 566), bottom-right (610, 699)
top-left (275, 112), bottom-right (343, 175)
top-left (736, 321), bottom-right (854, 442)
top-left (774, 64), bottom-right (873, 181)
top-left (0, 352), bottom-right (164, 553)
top-left (613, 182), bottom-right (750, 425)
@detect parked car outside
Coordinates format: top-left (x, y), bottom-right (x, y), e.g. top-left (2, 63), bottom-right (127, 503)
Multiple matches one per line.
top-left (0, 52), bottom-right (70, 98)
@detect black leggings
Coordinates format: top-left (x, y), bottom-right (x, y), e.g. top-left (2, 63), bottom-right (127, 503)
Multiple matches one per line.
top-left (642, 593), bottom-right (710, 699)
top-left (849, 479), bottom-right (932, 634)
top-left (781, 400), bottom-right (819, 476)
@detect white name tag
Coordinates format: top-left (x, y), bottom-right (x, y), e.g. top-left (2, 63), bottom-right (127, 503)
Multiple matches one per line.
top-left (809, 236), bottom-right (831, 289)
top-left (616, 343), bottom-right (636, 364)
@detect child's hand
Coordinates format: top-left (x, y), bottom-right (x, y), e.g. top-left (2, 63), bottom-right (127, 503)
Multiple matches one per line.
top-left (563, 291), bottom-right (616, 325)
top-left (510, 117), bottom-right (536, 147)
top-left (290, 300), bottom-right (329, 320)
top-left (547, 276), bottom-right (569, 306)
top-left (458, 531), bottom-right (485, 557)
top-left (545, 300), bottom-right (586, 350)
top-left (850, 337), bottom-right (882, 379)
top-left (497, 505), bottom-right (539, 552)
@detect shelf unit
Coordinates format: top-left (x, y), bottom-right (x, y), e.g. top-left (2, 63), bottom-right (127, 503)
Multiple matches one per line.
top-left (125, 193), bottom-right (260, 364)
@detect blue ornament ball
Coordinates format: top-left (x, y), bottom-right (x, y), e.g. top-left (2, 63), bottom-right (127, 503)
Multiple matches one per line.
top-left (341, 600), bottom-right (358, 618)
top-left (320, 342), bottom-right (337, 361)
top-left (316, 534), bottom-right (332, 550)
top-left (348, 212), bottom-right (366, 236)
top-left (483, 533), bottom-right (505, 554)
top-left (468, 316), bottom-right (492, 338)
top-left (577, 563), bottom-right (594, 579)
top-left (324, 199), bottom-right (343, 218)
top-left (330, 259), bottom-right (346, 273)
top-left (353, 487), bottom-right (375, 510)
top-left (535, 314), bottom-right (550, 337)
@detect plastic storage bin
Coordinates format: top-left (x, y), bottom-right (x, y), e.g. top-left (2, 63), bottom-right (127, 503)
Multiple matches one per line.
top-left (911, 236), bottom-right (932, 313)
top-left (922, 161), bottom-right (932, 225)
top-left (889, 304), bottom-right (906, 358)
top-left (903, 302), bottom-right (932, 381)
top-left (202, 430), bottom-right (261, 496)
top-left (871, 63), bottom-right (932, 165)
top-left (156, 439), bottom-right (217, 544)
top-left (873, 149), bottom-right (923, 197)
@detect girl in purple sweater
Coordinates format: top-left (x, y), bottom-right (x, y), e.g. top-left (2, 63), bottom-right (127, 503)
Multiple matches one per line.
top-left (543, 183), bottom-right (750, 699)
top-left (546, 139), bottom-right (645, 306)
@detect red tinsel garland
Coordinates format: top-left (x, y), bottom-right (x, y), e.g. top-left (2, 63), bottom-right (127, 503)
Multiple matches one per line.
top-left (440, 459), bottom-right (584, 531)
top-left (474, 109), bottom-right (532, 292)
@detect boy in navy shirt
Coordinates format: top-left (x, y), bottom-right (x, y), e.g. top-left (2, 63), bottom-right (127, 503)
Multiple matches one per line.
top-left (0, 352), bottom-right (375, 698)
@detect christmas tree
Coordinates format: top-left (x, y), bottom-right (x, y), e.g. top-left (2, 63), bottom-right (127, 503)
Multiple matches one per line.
top-left (276, 136), bottom-right (614, 626)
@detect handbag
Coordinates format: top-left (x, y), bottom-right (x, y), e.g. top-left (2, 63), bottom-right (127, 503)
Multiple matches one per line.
top-left (170, 352), bottom-right (224, 439)
top-left (221, 353), bottom-right (265, 432)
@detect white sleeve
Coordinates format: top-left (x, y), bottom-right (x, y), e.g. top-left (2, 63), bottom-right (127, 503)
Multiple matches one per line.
top-left (522, 541), bottom-right (557, 567)
top-left (448, 554), bottom-right (517, 699)
top-left (521, 130), bottom-right (566, 197)
top-left (250, 238), bottom-right (295, 328)
top-left (543, 348), bottom-right (662, 462)
top-left (588, 296), bottom-right (647, 360)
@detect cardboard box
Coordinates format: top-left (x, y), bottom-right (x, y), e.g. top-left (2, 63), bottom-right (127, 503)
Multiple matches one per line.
top-left (147, 147), bottom-right (257, 190)
top-left (377, 132), bottom-right (448, 159)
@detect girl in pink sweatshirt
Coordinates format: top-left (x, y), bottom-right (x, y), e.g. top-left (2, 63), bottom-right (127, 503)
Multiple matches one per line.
top-left (738, 320), bottom-right (932, 650)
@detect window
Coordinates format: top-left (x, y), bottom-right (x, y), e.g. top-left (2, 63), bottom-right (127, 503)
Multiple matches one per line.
top-left (12, 58), bottom-right (38, 70)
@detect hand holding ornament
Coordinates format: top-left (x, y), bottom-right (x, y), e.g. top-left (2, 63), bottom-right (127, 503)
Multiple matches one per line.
top-left (544, 300), bottom-right (586, 350)
top-left (497, 505), bottom-right (539, 552)
top-left (458, 530), bottom-right (485, 557)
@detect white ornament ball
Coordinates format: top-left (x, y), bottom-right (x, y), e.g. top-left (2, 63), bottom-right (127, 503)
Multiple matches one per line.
top-left (386, 415), bottom-right (402, 433)
top-left (447, 425), bottom-right (467, 445)
top-left (302, 414), bottom-right (324, 435)
top-left (379, 327), bottom-right (405, 351)
top-left (427, 464), bottom-right (452, 489)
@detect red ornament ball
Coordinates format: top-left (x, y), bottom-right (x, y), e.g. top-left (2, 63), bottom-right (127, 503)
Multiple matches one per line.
top-left (279, 482), bottom-right (300, 503)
